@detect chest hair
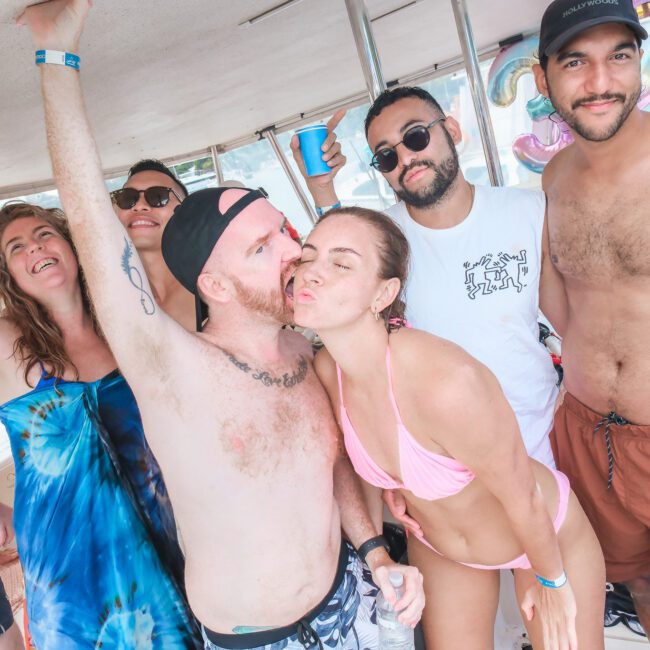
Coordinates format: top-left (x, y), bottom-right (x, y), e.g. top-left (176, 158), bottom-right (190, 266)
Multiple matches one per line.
top-left (549, 182), bottom-right (650, 280)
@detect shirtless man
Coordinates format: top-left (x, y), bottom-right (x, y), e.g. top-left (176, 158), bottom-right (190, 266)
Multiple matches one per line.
top-left (111, 159), bottom-right (197, 330)
top-left (19, 1), bottom-right (424, 648)
top-left (533, 0), bottom-right (650, 632)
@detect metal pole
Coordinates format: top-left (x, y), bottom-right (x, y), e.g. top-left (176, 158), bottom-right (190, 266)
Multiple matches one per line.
top-left (210, 145), bottom-right (225, 186)
top-left (451, 0), bottom-right (504, 186)
top-left (344, 0), bottom-right (387, 102)
top-left (262, 128), bottom-right (318, 225)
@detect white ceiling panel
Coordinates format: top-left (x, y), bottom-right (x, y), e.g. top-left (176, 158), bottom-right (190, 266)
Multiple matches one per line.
top-left (0, 0), bottom-right (549, 194)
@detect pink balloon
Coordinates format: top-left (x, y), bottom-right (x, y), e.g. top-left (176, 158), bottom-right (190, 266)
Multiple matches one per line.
top-left (512, 124), bottom-right (574, 174)
top-left (640, 89), bottom-right (650, 111)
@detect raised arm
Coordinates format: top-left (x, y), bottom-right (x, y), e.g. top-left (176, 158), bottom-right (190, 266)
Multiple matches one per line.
top-left (19, 0), bottom-right (189, 390)
top-left (290, 110), bottom-right (346, 210)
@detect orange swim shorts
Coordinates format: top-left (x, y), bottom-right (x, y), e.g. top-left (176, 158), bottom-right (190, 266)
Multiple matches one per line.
top-left (551, 391), bottom-right (650, 583)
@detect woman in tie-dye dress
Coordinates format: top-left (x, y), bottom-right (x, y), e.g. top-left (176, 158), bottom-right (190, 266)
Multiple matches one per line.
top-left (0, 202), bottom-right (200, 648)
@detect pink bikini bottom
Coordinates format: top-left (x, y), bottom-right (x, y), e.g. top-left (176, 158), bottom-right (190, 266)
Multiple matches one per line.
top-left (413, 469), bottom-right (571, 571)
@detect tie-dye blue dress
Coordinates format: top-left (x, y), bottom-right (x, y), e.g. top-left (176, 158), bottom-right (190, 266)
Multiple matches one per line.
top-left (0, 370), bottom-right (200, 649)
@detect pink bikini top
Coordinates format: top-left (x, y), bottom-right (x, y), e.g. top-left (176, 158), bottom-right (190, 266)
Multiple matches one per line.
top-left (336, 346), bottom-right (475, 501)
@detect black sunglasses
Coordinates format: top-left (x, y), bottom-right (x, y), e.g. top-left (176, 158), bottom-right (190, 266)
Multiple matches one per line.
top-left (370, 117), bottom-right (446, 173)
top-left (111, 186), bottom-right (183, 210)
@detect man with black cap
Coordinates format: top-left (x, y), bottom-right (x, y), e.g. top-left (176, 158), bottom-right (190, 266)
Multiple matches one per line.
top-left (19, 1), bottom-right (425, 648)
top-left (533, 0), bottom-right (650, 633)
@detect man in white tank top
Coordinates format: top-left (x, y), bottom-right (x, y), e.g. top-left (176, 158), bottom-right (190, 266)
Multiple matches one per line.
top-left (296, 87), bottom-right (567, 466)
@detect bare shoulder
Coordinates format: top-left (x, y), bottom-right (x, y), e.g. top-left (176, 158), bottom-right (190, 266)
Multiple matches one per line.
top-left (390, 327), bottom-right (497, 410)
top-left (313, 345), bottom-right (335, 378)
top-left (313, 346), bottom-right (338, 399)
top-left (0, 316), bottom-right (21, 372)
top-left (0, 316), bottom-right (19, 355)
top-left (390, 326), bottom-right (475, 371)
top-left (0, 316), bottom-right (29, 404)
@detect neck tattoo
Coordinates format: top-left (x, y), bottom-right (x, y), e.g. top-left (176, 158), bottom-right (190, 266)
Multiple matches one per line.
top-left (222, 350), bottom-right (308, 388)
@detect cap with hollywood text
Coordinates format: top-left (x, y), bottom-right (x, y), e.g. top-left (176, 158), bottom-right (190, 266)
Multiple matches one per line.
top-left (539, 0), bottom-right (647, 57)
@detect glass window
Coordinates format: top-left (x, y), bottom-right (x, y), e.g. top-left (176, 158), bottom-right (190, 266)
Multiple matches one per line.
top-left (276, 105), bottom-right (395, 219)
top-left (419, 60), bottom-right (542, 190)
top-left (218, 138), bottom-right (315, 237)
top-left (0, 188), bottom-right (61, 210)
top-left (0, 176), bottom-right (129, 210)
top-left (170, 156), bottom-right (218, 194)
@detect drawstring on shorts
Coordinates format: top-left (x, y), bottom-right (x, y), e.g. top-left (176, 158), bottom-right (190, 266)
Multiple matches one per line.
top-left (296, 619), bottom-right (323, 650)
top-left (593, 411), bottom-right (629, 490)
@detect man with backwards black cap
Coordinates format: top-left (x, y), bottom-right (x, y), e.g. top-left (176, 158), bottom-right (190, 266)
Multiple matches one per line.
top-left (19, 1), bottom-right (425, 649)
top-left (533, 0), bottom-right (650, 633)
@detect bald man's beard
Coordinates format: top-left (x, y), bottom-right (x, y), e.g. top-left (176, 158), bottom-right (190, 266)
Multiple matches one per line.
top-left (231, 277), bottom-right (294, 325)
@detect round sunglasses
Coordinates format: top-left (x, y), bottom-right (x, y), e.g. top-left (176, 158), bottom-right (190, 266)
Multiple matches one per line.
top-left (370, 117), bottom-right (446, 173)
top-left (110, 186), bottom-right (183, 210)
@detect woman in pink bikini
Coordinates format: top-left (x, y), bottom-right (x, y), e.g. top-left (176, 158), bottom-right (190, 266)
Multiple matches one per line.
top-left (293, 206), bottom-right (605, 650)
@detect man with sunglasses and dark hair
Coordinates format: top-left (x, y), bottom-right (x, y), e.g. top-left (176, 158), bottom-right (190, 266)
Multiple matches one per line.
top-left (298, 86), bottom-right (567, 468)
top-left (533, 0), bottom-right (650, 632)
top-left (111, 159), bottom-right (196, 331)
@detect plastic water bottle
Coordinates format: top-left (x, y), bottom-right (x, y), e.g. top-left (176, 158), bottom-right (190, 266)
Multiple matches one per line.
top-left (377, 572), bottom-right (414, 650)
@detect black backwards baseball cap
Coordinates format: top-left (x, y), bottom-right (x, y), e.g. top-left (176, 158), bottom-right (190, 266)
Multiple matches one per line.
top-left (161, 186), bottom-right (269, 331)
top-left (539, 0), bottom-right (647, 57)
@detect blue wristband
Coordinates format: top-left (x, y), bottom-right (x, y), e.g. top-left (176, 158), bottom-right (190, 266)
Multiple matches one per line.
top-left (315, 202), bottom-right (341, 217)
top-left (35, 50), bottom-right (80, 71)
top-left (536, 571), bottom-right (568, 588)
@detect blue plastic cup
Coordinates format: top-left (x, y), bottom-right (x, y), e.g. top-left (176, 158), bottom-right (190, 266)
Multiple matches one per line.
top-left (296, 124), bottom-right (330, 176)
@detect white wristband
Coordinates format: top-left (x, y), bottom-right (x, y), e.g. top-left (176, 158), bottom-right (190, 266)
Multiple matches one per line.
top-left (315, 202), bottom-right (341, 217)
top-left (35, 50), bottom-right (80, 71)
top-left (536, 571), bottom-right (568, 588)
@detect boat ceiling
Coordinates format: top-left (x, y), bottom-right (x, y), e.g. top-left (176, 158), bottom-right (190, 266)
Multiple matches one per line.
top-left (0, 0), bottom-right (549, 195)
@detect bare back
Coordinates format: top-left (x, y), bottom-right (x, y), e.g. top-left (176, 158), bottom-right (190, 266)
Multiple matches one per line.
top-left (545, 114), bottom-right (650, 422)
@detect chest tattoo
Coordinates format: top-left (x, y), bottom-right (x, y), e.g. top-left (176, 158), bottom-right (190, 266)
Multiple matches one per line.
top-left (223, 350), bottom-right (308, 388)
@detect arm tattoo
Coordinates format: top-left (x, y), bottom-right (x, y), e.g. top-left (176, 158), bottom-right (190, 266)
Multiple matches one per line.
top-left (120, 237), bottom-right (156, 315)
top-left (222, 350), bottom-right (308, 388)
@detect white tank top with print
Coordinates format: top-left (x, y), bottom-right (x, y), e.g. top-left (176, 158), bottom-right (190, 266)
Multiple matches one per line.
top-left (385, 185), bottom-right (558, 466)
